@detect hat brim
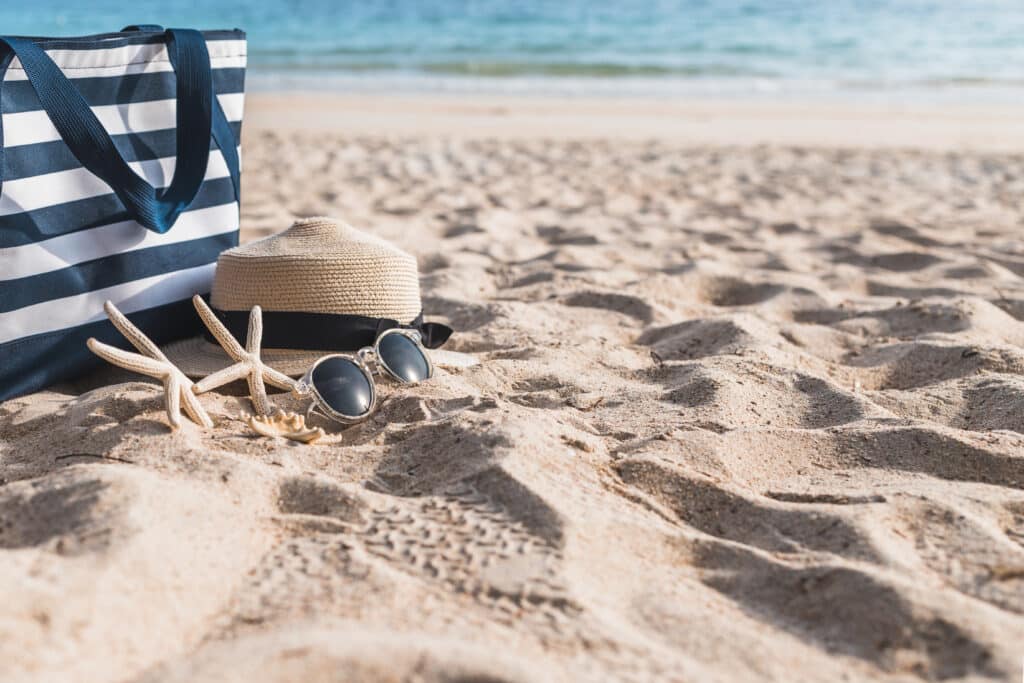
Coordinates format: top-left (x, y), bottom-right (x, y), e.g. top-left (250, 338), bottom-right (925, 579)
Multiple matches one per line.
top-left (163, 337), bottom-right (478, 378)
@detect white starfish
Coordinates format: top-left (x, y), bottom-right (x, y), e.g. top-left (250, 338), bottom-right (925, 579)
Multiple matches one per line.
top-left (191, 295), bottom-right (296, 416)
top-left (87, 301), bottom-right (213, 429)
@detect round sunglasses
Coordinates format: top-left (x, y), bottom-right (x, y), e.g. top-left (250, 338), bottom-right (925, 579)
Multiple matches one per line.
top-left (292, 328), bottom-right (433, 424)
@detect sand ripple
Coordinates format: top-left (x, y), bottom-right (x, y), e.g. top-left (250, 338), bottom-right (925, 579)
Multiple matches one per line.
top-left (3, 135), bottom-right (1024, 681)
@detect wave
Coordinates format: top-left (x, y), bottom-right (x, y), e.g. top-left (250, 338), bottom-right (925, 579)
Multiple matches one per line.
top-left (247, 57), bottom-right (1024, 93)
top-left (248, 57), bottom-right (777, 79)
top-left (419, 61), bottom-right (772, 78)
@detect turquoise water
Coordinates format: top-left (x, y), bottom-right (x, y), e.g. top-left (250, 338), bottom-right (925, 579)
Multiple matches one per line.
top-left (3, 1), bottom-right (1024, 100)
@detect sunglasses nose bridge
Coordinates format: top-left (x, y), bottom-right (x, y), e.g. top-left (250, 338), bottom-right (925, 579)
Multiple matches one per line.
top-left (356, 346), bottom-right (376, 363)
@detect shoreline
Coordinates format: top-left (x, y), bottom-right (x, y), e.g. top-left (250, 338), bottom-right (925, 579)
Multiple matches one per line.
top-left (245, 91), bottom-right (1024, 151)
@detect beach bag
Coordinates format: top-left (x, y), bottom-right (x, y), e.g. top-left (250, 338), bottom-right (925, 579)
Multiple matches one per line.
top-left (0, 26), bottom-right (246, 401)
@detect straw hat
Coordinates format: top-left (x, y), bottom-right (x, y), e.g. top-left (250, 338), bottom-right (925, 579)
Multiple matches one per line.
top-left (165, 217), bottom-right (465, 377)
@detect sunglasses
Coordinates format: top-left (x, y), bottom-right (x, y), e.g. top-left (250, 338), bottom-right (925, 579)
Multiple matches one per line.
top-left (292, 328), bottom-right (433, 424)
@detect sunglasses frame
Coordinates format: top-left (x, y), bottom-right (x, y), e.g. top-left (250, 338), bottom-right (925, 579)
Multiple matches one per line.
top-left (293, 328), bottom-right (432, 425)
top-left (294, 353), bottom-right (377, 424)
top-left (360, 328), bottom-right (434, 385)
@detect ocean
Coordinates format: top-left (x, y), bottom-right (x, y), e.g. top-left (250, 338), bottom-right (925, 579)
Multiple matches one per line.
top-left (3, 0), bottom-right (1024, 101)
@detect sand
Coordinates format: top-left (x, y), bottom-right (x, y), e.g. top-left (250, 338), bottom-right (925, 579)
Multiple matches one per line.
top-left (3, 95), bottom-right (1024, 682)
top-left (245, 92), bottom-right (1024, 151)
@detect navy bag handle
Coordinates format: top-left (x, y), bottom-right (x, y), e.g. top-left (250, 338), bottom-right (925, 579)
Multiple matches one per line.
top-left (0, 28), bottom-right (236, 233)
top-left (120, 25), bottom-right (241, 207)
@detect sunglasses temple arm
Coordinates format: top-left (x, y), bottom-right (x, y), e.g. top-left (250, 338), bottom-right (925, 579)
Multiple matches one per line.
top-left (292, 374), bottom-right (313, 399)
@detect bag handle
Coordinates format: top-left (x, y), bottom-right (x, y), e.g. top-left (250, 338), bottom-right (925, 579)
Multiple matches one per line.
top-left (0, 29), bottom-right (220, 233)
top-left (120, 25), bottom-right (241, 207)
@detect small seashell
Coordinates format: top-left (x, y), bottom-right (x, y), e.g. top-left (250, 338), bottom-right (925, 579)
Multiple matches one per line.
top-left (248, 410), bottom-right (325, 444)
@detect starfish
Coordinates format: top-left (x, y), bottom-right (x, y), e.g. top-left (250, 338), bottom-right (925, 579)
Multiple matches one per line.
top-left (87, 301), bottom-right (213, 429)
top-left (191, 295), bottom-right (296, 416)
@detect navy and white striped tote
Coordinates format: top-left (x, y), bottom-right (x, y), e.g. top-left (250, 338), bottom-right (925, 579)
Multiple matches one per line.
top-left (0, 26), bottom-right (245, 401)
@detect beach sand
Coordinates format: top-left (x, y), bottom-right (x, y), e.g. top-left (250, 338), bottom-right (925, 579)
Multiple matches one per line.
top-left (3, 94), bottom-right (1024, 682)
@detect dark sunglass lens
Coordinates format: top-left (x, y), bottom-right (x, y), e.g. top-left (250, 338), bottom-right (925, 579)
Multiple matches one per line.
top-left (378, 333), bottom-right (430, 383)
top-left (312, 357), bottom-right (373, 418)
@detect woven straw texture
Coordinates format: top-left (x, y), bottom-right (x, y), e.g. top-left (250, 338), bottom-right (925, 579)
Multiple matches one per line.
top-left (211, 217), bottom-right (422, 321)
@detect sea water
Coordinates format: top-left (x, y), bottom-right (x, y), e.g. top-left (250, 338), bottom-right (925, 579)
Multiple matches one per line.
top-left (3, 0), bottom-right (1024, 101)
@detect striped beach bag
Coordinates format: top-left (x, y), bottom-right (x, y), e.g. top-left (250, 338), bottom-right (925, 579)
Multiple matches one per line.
top-left (0, 26), bottom-right (246, 401)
